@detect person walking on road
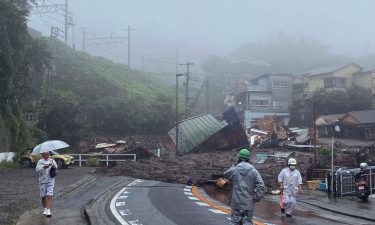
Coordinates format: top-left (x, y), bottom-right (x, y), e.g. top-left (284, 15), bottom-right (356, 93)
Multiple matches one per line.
top-left (278, 158), bottom-right (302, 218)
top-left (224, 149), bottom-right (266, 225)
top-left (36, 152), bottom-right (58, 217)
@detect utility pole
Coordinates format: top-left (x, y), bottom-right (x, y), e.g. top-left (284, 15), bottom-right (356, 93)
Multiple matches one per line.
top-left (81, 28), bottom-right (86, 51)
top-left (205, 76), bottom-right (210, 113)
top-left (64, 0), bottom-right (68, 43)
top-left (32, 1), bottom-right (74, 45)
top-left (176, 73), bottom-right (184, 154)
top-left (313, 101), bottom-right (317, 165)
top-left (128, 25), bottom-right (131, 68)
top-left (180, 62), bottom-right (194, 118)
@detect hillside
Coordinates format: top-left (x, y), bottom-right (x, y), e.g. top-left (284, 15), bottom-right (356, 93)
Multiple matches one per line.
top-left (37, 39), bottom-right (175, 146)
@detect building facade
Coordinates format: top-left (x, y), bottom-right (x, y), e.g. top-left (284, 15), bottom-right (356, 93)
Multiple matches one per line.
top-left (291, 63), bottom-right (374, 126)
top-left (228, 73), bottom-right (292, 127)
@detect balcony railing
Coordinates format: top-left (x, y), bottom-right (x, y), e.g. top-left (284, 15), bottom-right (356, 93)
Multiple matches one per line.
top-left (247, 106), bottom-right (289, 113)
top-left (246, 85), bottom-right (271, 92)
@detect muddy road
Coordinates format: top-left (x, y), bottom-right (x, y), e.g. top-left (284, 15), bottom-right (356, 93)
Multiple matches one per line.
top-left (0, 167), bottom-right (93, 225)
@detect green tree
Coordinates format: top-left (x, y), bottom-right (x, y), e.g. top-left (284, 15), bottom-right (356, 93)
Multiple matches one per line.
top-left (0, 0), bottom-right (50, 149)
top-left (290, 86), bottom-right (372, 126)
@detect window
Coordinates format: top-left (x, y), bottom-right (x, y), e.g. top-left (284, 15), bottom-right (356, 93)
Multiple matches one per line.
top-left (273, 80), bottom-right (289, 88)
top-left (324, 77), bottom-right (347, 88)
top-left (273, 100), bottom-right (288, 108)
top-left (25, 114), bottom-right (33, 121)
top-left (251, 100), bottom-right (269, 107)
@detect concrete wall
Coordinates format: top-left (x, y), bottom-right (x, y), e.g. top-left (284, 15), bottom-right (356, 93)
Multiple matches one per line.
top-left (0, 125), bottom-right (11, 153)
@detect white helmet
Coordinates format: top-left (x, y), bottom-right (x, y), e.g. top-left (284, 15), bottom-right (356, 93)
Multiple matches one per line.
top-left (288, 158), bottom-right (297, 165)
top-left (360, 162), bottom-right (368, 170)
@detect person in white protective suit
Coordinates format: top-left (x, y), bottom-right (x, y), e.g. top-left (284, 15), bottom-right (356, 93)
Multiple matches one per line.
top-left (278, 158), bottom-right (302, 217)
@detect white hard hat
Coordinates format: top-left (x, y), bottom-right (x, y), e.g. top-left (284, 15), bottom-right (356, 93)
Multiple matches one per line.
top-left (360, 162), bottom-right (368, 170)
top-left (288, 158), bottom-right (297, 165)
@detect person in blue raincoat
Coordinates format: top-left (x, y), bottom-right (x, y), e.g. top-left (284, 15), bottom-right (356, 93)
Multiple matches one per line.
top-left (224, 149), bottom-right (266, 225)
top-left (278, 157), bottom-right (302, 218)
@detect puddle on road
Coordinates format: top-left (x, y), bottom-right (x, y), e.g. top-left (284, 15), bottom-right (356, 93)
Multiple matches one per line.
top-left (203, 184), bottom-right (347, 225)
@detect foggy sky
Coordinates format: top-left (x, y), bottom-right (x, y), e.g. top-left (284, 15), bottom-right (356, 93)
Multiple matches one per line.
top-left (28, 0), bottom-right (375, 72)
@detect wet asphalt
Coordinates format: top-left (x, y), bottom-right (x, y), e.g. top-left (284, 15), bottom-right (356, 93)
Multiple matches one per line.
top-left (15, 173), bottom-right (375, 225)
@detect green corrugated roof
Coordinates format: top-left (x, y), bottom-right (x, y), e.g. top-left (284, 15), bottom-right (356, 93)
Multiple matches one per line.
top-left (168, 114), bottom-right (226, 154)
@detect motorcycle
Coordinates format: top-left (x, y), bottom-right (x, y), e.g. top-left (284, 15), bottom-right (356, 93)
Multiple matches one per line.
top-left (355, 179), bottom-right (370, 202)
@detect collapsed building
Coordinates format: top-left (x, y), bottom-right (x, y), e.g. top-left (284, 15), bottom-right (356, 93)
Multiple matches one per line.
top-left (168, 108), bottom-right (249, 154)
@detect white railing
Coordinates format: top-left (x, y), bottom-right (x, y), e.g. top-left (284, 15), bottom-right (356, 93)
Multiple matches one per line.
top-left (69, 153), bottom-right (136, 167)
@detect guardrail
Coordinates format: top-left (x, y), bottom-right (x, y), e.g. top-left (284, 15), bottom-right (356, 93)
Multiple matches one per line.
top-left (69, 154), bottom-right (136, 167)
top-left (328, 166), bottom-right (375, 197)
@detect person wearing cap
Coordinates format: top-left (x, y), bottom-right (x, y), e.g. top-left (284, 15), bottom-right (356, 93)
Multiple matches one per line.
top-left (278, 157), bottom-right (302, 218)
top-left (224, 149), bottom-right (265, 225)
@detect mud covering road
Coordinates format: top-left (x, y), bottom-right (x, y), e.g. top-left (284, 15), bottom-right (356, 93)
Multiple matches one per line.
top-left (105, 151), bottom-right (316, 190)
top-left (0, 167), bottom-right (93, 225)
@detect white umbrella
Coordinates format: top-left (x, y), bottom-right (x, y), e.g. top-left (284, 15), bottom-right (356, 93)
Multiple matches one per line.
top-left (32, 140), bottom-right (70, 155)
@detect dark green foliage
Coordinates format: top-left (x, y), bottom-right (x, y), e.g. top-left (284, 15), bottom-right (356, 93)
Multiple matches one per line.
top-left (311, 86), bottom-right (372, 116)
top-left (290, 86), bottom-right (372, 126)
top-left (0, 0), bottom-right (49, 150)
top-left (37, 39), bottom-right (174, 146)
top-left (317, 146), bottom-right (336, 168)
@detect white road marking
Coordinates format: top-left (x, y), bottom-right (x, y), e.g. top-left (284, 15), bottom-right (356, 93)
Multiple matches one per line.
top-left (208, 209), bottom-right (227, 214)
top-left (110, 179), bottom-right (141, 225)
top-left (128, 220), bottom-right (143, 225)
top-left (183, 188), bottom-right (191, 192)
top-left (188, 196), bottom-right (199, 200)
top-left (226, 217), bottom-right (231, 220)
top-left (184, 192), bottom-right (193, 196)
top-left (195, 202), bottom-right (209, 206)
top-left (119, 209), bottom-right (131, 216)
top-left (122, 191), bottom-right (130, 195)
top-left (110, 187), bottom-right (129, 225)
top-left (118, 195), bottom-right (128, 199)
top-left (116, 202), bottom-right (126, 207)
top-left (129, 179), bottom-right (142, 186)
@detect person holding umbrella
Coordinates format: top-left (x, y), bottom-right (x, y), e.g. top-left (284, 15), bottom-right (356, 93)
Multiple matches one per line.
top-left (33, 140), bottom-right (69, 217)
top-left (36, 151), bottom-right (57, 217)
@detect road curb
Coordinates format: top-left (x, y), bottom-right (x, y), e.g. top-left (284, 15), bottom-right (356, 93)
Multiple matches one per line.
top-left (298, 199), bottom-right (375, 222)
top-left (84, 177), bottom-right (134, 225)
top-left (192, 186), bottom-right (266, 225)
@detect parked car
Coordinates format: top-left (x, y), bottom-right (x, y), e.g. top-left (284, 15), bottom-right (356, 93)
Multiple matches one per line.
top-left (19, 149), bottom-right (74, 169)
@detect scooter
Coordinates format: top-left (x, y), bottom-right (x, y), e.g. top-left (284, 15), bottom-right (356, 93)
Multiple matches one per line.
top-left (355, 179), bottom-right (370, 202)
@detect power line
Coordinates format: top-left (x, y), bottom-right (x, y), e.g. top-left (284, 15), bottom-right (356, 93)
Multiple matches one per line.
top-left (31, 0), bottom-right (74, 44)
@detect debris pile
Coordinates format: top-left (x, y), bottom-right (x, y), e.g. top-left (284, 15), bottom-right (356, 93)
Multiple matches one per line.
top-left (79, 135), bottom-right (174, 159)
top-left (104, 150), bottom-right (315, 190)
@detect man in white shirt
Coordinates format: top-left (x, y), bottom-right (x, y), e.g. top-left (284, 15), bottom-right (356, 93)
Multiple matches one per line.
top-left (278, 158), bottom-right (302, 218)
top-left (36, 152), bottom-right (58, 217)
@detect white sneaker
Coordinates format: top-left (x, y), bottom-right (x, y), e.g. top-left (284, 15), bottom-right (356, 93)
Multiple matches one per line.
top-left (43, 208), bottom-right (47, 215)
top-left (46, 209), bottom-right (52, 217)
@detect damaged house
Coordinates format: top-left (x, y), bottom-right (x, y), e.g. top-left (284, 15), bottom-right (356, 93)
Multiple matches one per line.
top-left (316, 110), bottom-right (375, 140)
top-left (168, 109), bottom-right (249, 154)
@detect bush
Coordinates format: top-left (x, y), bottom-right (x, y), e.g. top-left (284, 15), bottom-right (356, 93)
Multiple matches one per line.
top-left (0, 160), bottom-right (20, 169)
top-left (87, 157), bottom-right (100, 167)
top-left (317, 146), bottom-right (336, 168)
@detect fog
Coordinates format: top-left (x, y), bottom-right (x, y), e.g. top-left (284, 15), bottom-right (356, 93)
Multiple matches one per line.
top-left (28, 0), bottom-right (375, 73)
